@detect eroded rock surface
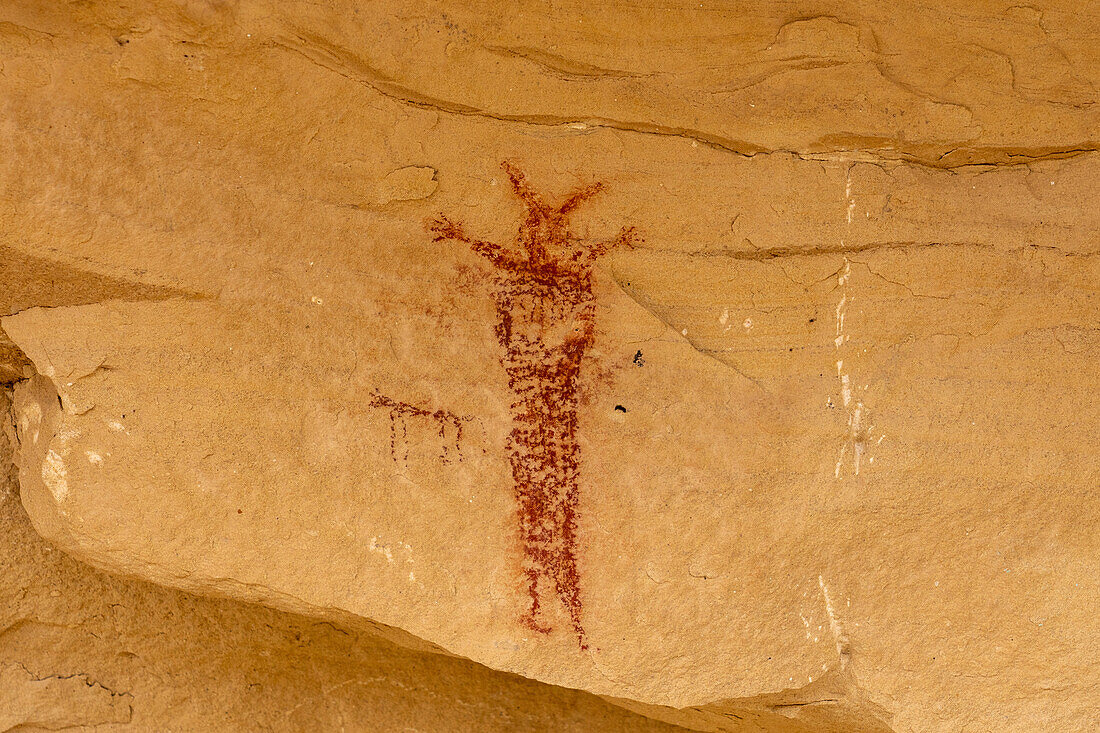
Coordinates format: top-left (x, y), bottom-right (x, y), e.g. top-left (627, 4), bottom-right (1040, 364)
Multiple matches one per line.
top-left (1, 1), bottom-right (1098, 731)
top-left (0, 388), bottom-right (685, 732)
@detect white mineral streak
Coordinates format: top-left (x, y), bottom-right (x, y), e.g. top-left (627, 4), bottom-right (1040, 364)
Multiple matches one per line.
top-left (834, 168), bottom-right (874, 479)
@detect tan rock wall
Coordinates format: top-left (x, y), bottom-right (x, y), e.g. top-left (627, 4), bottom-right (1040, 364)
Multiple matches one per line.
top-left (0, 389), bottom-right (683, 731)
top-left (1, 1), bottom-right (1098, 731)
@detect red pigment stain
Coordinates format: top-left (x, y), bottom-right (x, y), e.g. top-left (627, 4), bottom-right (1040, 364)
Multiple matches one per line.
top-left (428, 161), bottom-right (640, 649)
top-left (369, 392), bottom-right (465, 465)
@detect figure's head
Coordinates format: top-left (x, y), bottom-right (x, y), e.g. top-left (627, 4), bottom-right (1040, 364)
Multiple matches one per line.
top-left (501, 161), bottom-right (604, 265)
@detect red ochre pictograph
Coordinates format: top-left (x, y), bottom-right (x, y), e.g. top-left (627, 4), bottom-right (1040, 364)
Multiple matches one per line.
top-left (368, 392), bottom-right (466, 465)
top-left (428, 161), bottom-right (640, 649)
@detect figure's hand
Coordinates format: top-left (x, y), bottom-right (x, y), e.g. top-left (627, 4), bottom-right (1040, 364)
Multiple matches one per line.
top-left (580, 225), bottom-right (642, 262)
top-left (426, 215), bottom-right (468, 244)
top-left (613, 225), bottom-right (642, 251)
top-left (427, 214), bottom-right (516, 268)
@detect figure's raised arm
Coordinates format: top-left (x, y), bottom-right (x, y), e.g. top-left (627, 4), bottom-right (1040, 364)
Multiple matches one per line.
top-left (426, 214), bottom-right (516, 268)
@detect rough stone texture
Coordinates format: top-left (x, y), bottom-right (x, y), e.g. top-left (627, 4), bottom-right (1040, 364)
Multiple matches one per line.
top-left (0, 389), bottom-right (684, 732)
top-left (1, 1), bottom-right (1099, 731)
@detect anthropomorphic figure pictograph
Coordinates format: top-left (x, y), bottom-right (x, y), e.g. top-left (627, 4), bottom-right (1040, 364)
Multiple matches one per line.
top-left (427, 162), bottom-right (640, 649)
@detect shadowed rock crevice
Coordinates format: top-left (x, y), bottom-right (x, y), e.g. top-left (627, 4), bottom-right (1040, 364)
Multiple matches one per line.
top-left (0, 245), bottom-right (206, 384)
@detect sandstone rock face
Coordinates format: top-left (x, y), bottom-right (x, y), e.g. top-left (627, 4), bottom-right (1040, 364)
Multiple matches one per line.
top-left (0, 390), bottom-right (680, 732)
top-left (2, 1), bottom-right (1099, 731)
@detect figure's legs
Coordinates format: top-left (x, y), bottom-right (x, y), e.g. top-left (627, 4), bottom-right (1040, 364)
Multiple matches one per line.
top-left (509, 403), bottom-right (589, 646)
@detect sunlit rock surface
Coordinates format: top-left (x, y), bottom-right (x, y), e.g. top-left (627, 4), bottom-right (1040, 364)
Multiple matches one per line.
top-left (1, 1), bottom-right (1098, 731)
